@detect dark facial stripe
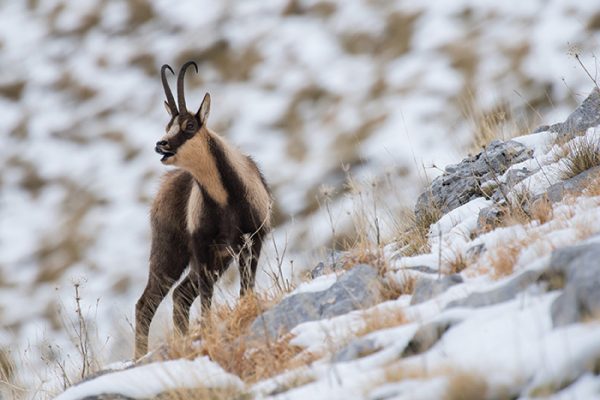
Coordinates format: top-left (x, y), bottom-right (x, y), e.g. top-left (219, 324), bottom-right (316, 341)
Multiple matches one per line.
top-left (165, 114), bottom-right (196, 152)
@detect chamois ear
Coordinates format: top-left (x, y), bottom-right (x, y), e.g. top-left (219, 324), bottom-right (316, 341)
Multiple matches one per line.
top-left (164, 101), bottom-right (174, 117)
top-left (196, 93), bottom-right (211, 126)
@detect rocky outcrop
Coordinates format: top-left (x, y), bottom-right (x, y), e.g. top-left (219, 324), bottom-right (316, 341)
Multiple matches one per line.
top-left (415, 140), bottom-right (532, 225)
top-left (537, 87), bottom-right (600, 139)
top-left (248, 264), bottom-right (383, 340)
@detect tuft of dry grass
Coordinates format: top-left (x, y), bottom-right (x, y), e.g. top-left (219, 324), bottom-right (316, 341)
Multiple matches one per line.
top-left (380, 273), bottom-right (416, 301)
top-left (529, 195), bottom-right (554, 225)
top-left (444, 371), bottom-right (488, 400)
top-left (357, 307), bottom-right (407, 338)
top-left (154, 385), bottom-right (249, 400)
top-left (488, 242), bottom-right (521, 279)
top-left (460, 90), bottom-right (538, 153)
top-left (446, 251), bottom-right (468, 274)
top-left (168, 291), bottom-right (318, 385)
top-left (394, 205), bottom-right (441, 257)
top-left (560, 136), bottom-right (600, 180)
top-left (383, 365), bottom-right (489, 400)
top-left (484, 187), bottom-right (551, 232)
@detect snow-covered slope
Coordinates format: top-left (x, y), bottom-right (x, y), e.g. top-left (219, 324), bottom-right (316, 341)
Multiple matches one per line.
top-left (2, 0), bottom-right (600, 397)
top-left (52, 93), bottom-right (600, 399)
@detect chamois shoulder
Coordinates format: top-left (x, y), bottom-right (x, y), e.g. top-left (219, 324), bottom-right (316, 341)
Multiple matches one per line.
top-left (207, 131), bottom-right (272, 227)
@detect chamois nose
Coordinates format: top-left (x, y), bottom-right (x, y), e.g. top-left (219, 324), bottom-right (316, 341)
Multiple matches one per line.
top-left (156, 140), bottom-right (168, 146)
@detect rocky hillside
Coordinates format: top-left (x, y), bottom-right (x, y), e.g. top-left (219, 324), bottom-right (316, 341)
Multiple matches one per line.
top-left (49, 89), bottom-right (600, 399)
top-left (3, 0), bottom-right (600, 397)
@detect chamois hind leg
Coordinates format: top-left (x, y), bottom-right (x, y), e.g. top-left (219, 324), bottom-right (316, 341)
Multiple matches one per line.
top-left (172, 267), bottom-right (200, 336)
top-left (196, 246), bottom-right (232, 319)
top-left (240, 237), bottom-right (262, 297)
top-left (135, 239), bottom-right (189, 359)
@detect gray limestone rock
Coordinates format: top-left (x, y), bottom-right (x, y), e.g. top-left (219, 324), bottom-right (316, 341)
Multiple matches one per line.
top-left (547, 243), bottom-right (600, 326)
top-left (477, 206), bottom-right (503, 231)
top-left (447, 269), bottom-right (544, 309)
top-left (332, 338), bottom-right (381, 362)
top-left (550, 87), bottom-right (600, 139)
top-left (410, 274), bottom-right (463, 305)
top-left (415, 139), bottom-right (532, 226)
top-left (401, 318), bottom-right (461, 357)
top-left (248, 264), bottom-right (382, 340)
top-left (544, 165), bottom-right (600, 203)
top-left (404, 265), bottom-right (439, 274)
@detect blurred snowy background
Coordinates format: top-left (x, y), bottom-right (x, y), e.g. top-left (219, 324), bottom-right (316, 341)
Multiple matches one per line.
top-left (1, 0), bottom-right (600, 394)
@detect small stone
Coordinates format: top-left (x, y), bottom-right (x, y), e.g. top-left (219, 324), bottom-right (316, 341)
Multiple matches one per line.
top-left (410, 274), bottom-right (463, 305)
top-left (332, 338), bottom-right (381, 362)
top-left (447, 270), bottom-right (543, 309)
top-left (543, 165), bottom-right (600, 204)
top-left (248, 264), bottom-right (382, 340)
top-left (477, 206), bottom-right (503, 231)
top-left (401, 318), bottom-right (460, 357)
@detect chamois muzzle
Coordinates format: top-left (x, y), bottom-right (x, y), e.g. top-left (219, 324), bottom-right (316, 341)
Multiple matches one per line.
top-left (155, 140), bottom-right (174, 161)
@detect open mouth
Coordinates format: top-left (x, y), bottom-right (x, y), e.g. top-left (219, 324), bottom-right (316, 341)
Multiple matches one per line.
top-left (155, 146), bottom-right (175, 162)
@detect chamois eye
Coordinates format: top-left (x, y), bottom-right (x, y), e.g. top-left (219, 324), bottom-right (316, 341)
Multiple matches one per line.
top-left (184, 121), bottom-right (196, 132)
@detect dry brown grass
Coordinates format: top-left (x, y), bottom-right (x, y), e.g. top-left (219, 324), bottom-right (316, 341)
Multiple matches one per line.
top-left (529, 195), bottom-right (554, 225)
top-left (380, 273), bottom-right (416, 301)
top-left (488, 241), bottom-right (522, 279)
top-left (460, 90), bottom-right (537, 153)
top-left (446, 251), bottom-right (468, 274)
top-left (394, 205), bottom-right (441, 257)
top-left (383, 364), bottom-right (489, 400)
top-left (167, 292), bottom-right (318, 385)
top-left (155, 385), bottom-right (249, 400)
top-left (357, 307), bottom-right (407, 338)
top-left (582, 174), bottom-right (600, 197)
top-left (482, 187), bottom-right (553, 232)
top-left (560, 136), bottom-right (600, 180)
top-left (444, 371), bottom-right (488, 400)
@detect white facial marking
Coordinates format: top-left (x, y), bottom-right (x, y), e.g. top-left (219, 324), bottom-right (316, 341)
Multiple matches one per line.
top-left (163, 116), bottom-right (180, 141)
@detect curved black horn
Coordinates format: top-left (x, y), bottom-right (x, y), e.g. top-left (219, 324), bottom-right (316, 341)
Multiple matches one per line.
top-left (161, 64), bottom-right (177, 115)
top-left (177, 61), bottom-right (199, 113)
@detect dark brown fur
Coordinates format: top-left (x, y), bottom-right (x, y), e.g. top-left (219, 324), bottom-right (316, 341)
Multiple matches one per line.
top-left (134, 65), bottom-right (271, 359)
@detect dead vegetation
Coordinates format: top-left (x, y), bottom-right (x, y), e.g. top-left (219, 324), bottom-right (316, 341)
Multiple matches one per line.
top-left (445, 251), bottom-right (469, 274)
top-left (394, 205), bottom-right (441, 257)
top-left (560, 136), bottom-right (600, 180)
top-left (154, 385), bottom-right (249, 400)
top-left (357, 307), bottom-right (407, 338)
top-left (444, 371), bottom-right (489, 400)
top-left (166, 291), bottom-right (317, 385)
top-left (383, 364), bottom-right (489, 400)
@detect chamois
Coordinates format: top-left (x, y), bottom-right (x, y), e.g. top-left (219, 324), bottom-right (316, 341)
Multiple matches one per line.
top-left (134, 62), bottom-right (271, 359)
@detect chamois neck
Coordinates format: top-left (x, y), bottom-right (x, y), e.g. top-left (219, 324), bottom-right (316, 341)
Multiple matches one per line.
top-left (176, 129), bottom-right (229, 207)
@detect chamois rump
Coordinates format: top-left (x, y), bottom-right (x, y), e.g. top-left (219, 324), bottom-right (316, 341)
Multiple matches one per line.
top-left (134, 62), bottom-right (271, 359)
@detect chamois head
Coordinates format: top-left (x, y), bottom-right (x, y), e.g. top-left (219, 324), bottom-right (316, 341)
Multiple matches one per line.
top-left (155, 62), bottom-right (211, 166)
